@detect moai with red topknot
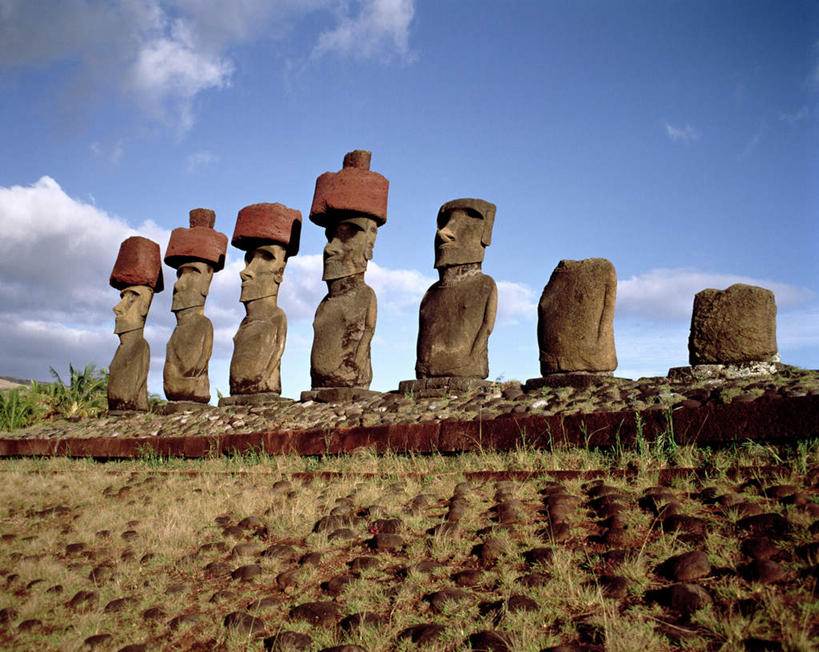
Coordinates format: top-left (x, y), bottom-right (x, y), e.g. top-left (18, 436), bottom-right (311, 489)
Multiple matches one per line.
top-left (304, 150), bottom-right (388, 402)
top-left (163, 209), bottom-right (227, 405)
top-left (108, 236), bottom-right (164, 411)
top-left (219, 202), bottom-right (302, 406)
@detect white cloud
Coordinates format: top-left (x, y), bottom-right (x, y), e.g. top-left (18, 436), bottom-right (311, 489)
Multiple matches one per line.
top-left (778, 107), bottom-right (811, 124)
top-left (496, 281), bottom-right (537, 325)
top-left (617, 268), bottom-right (814, 321)
top-left (185, 150), bottom-right (219, 172)
top-left (90, 139), bottom-right (125, 164)
top-left (312, 0), bottom-right (415, 60)
top-left (664, 122), bottom-right (701, 143)
top-left (0, 0), bottom-right (416, 132)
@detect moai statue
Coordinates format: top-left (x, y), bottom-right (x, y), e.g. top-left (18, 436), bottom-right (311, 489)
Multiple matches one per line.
top-left (107, 236), bottom-right (164, 412)
top-left (306, 150), bottom-right (388, 401)
top-left (163, 209), bottom-right (227, 405)
top-left (527, 258), bottom-right (617, 390)
top-left (415, 198), bottom-right (498, 385)
top-left (222, 203), bottom-right (301, 405)
top-left (668, 283), bottom-right (780, 379)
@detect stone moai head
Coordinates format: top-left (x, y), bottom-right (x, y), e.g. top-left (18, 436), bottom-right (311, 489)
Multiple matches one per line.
top-left (434, 198), bottom-right (496, 269)
top-left (688, 283), bottom-right (777, 365)
top-left (164, 208), bottom-right (228, 312)
top-left (232, 203), bottom-right (302, 302)
top-left (309, 150), bottom-right (388, 281)
top-left (109, 236), bottom-right (163, 333)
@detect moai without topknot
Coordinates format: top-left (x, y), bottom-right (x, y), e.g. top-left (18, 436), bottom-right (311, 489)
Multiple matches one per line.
top-left (304, 150), bottom-right (388, 402)
top-left (669, 283), bottom-right (779, 380)
top-left (526, 257), bottom-right (618, 390)
top-left (400, 198), bottom-right (498, 395)
top-left (163, 209), bottom-right (227, 405)
top-left (107, 236), bottom-right (164, 412)
top-left (220, 203), bottom-right (302, 406)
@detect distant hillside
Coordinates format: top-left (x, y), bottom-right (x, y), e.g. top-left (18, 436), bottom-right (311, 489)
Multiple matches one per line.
top-left (0, 376), bottom-right (37, 392)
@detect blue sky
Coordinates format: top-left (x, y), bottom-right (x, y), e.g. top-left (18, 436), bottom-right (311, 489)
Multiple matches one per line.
top-left (0, 1), bottom-right (817, 400)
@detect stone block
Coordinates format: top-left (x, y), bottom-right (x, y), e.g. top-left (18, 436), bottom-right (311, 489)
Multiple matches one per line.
top-left (232, 203), bottom-right (302, 255)
top-left (165, 209), bottom-right (228, 271)
top-left (310, 150), bottom-right (389, 227)
top-left (538, 258), bottom-right (617, 374)
top-left (689, 284), bottom-right (777, 364)
top-left (109, 237), bottom-right (164, 292)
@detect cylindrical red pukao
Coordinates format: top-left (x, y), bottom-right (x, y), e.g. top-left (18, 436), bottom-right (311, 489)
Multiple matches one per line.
top-left (232, 203), bottom-right (302, 257)
top-left (309, 150), bottom-right (389, 228)
top-left (110, 236), bottom-right (164, 292)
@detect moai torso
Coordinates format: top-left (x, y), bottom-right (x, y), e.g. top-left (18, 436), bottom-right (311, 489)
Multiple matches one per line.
top-left (164, 312), bottom-right (213, 402)
top-left (311, 278), bottom-right (376, 388)
top-left (417, 269), bottom-right (497, 378)
top-left (537, 257), bottom-right (617, 374)
top-left (230, 308), bottom-right (287, 395)
top-left (108, 335), bottom-right (150, 411)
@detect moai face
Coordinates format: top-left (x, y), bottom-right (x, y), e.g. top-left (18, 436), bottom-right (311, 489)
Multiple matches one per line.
top-left (171, 261), bottom-right (214, 312)
top-left (239, 243), bottom-right (288, 302)
top-left (434, 208), bottom-right (486, 269)
top-left (113, 285), bottom-right (154, 334)
top-left (322, 217), bottom-right (377, 281)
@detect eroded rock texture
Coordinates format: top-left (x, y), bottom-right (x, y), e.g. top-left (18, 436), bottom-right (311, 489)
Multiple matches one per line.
top-left (163, 209), bottom-right (227, 403)
top-left (688, 283), bottom-right (777, 364)
top-left (309, 150), bottom-right (388, 390)
top-left (229, 203), bottom-right (301, 397)
top-left (107, 237), bottom-right (163, 411)
top-left (416, 198), bottom-right (497, 379)
top-left (537, 258), bottom-right (617, 374)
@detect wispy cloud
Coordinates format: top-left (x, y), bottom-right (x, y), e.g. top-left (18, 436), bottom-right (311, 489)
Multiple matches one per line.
top-left (90, 140), bottom-right (125, 164)
top-left (618, 268), bottom-right (814, 321)
top-left (664, 122), bottom-right (701, 143)
top-left (313, 0), bottom-right (416, 60)
top-left (0, 1), bottom-right (417, 133)
top-left (778, 107), bottom-right (811, 124)
top-left (185, 150), bottom-right (219, 173)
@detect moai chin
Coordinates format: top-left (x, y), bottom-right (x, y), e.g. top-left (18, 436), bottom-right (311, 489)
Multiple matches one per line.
top-left (225, 203), bottom-right (301, 402)
top-left (537, 258), bottom-right (618, 376)
top-left (163, 208), bottom-right (227, 404)
top-left (107, 236), bottom-right (164, 412)
top-left (308, 150), bottom-right (388, 395)
top-left (415, 198), bottom-right (498, 381)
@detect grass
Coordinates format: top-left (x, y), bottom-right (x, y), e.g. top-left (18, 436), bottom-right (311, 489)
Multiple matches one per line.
top-left (0, 440), bottom-right (816, 650)
top-left (0, 363), bottom-right (108, 431)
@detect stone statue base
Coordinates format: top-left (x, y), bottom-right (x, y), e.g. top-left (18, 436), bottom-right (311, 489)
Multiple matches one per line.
top-left (154, 400), bottom-right (212, 415)
top-left (300, 387), bottom-right (381, 403)
top-left (524, 372), bottom-right (614, 392)
top-left (398, 377), bottom-right (495, 398)
top-left (219, 393), bottom-right (292, 408)
top-left (668, 360), bottom-right (782, 382)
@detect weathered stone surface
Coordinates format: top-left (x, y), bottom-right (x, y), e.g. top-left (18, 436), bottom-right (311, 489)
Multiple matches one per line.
top-left (164, 209), bottom-right (228, 271)
top-left (232, 203), bottom-right (302, 256)
top-left (538, 258), bottom-right (617, 374)
top-left (228, 204), bottom-right (301, 398)
top-left (108, 237), bottom-right (163, 412)
top-left (415, 199), bottom-right (497, 379)
top-left (689, 284), bottom-right (777, 364)
top-left (110, 236), bottom-right (164, 292)
top-left (309, 152), bottom-right (387, 392)
top-left (108, 319), bottom-right (151, 412)
top-left (310, 150), bottom-right (388, 227)
top-left (311, 273), bottom-right (377, 389)
top-left (164, 210), bottom-right (225, 403)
